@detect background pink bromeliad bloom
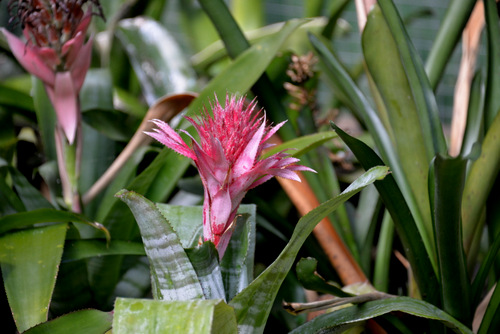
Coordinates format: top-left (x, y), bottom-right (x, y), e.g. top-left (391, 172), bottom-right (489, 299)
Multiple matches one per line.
top-left (146, 95), bottom-right (315, 258)
top-left (1, 0), bottom-right (103, 144)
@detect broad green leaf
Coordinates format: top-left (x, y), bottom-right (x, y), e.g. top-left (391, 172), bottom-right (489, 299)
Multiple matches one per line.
top-left (155, 204), bottom-right (256, 301)
top-left (331, 123), bottom-right (440, 306)
top-left (62, 240), bottom-right (146, 262)
top-left (0, 83), bottom-right (34, 111)
top-left (289, 297), bottom-right (473, 334)
top-left (296, 258), bottom-right (351, 297)
top-left (262, 131), bottom-right (337, 159)
top-left (116, 190), bottom-right (204, 301)
top-left (116, 17), bottom-right (197, 105)
top-left (0, 171), bottom-right (25, 215)
top-left (430, 155), bottom-right (471, 326)
top-left (113, 298), bottom-right (237, 334)
top-left (23, 310), bottom-right (112, 334)
top-left (0, 224), bottom-right (67, 332)
top-left (377, 0), bottom-right (446, 155)
top-left (363, 4), bottom-right (434, 259)
top-left (80, 69), bottom-right (114, 112)
top-left (229, 166), bottom-right (389, 334)
top-left (309, 33), bottom-right (432, 265)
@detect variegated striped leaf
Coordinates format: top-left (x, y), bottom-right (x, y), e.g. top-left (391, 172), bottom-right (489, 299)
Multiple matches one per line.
top-left (116, 190), bottom-right (204, 301)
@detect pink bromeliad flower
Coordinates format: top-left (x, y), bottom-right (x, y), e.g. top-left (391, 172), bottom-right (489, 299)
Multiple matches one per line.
top-left (1, 0), bottom-right (103, 144)
top-left (145, 95), bottom-right (315, 258)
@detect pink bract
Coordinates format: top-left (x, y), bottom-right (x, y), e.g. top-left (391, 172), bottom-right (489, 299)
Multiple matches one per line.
top-left (145, 95), bottom-right (315, 258)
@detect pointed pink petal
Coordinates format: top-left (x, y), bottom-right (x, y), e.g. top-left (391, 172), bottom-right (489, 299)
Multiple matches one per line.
top-left (69, 37), bottom-right (93, 92)
top-left (37, 47), bottom-right (61, 68)
top-left (232, 117), bottom-right (266, 178)
top-left (262, 120), bottom-right (286, 143)
top-left (144, 120), bottom-right (196, 159)
top-left (2, 28), bottom-right (55, 85)
top-left (47, 72), bottom-right (79, 144)
top-left (62, 31), bottom-right (86, 67)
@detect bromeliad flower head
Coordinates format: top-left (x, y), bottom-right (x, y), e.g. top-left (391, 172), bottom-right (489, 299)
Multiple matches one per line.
top-left (145, 94), bottom-right (315, 258)
top-left (1, 0), bottom-right (104, 143)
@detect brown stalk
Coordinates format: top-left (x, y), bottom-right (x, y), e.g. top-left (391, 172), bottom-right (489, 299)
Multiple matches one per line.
top-left (82, 92), bottom-right (197, 204)
top-left (269, 135), bottom-right (368, 285)
top-left (449, 1), bottom-right (485, 157)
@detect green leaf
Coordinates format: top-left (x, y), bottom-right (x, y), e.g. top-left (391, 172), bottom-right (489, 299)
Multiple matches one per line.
top-left (296, 258), bottom-right (351, 297)
top-left (62, 240), bottom-right (146, 262)
top-left (23, 310), bottom-right (112, 334)
top-left (289, 297), bottom-right (473, 334)
top-left (377, 0), bottom-right (446, 155)
top-left (483, 0), bottom-right (500, 128)
top-left (116, 190), bottom-right (204, 301)
top-left (113, 298), bottom-right (237, 334)
top-left (0, 83), bottom-right (34, 111)
top-left (373, 211), bottom-right (394, 293)
top-left (116, 17), bottom-right (197, 105)
top-left (0, 224), bottom-right (67, 332)
top-left (309, 33), bottom-right (433, 267)
top-left (331, 123), bottom-right (440, 306)
top-left (362, 4), bottom-right (435, 260)
top-left (229, 166), bottom-right (389, 334)
top-left (478, 282), bottom-right (500, 334)
top-left (32, 77), bottom-right (57, 161)
top-left (154, 204), bottom-right (256, 301)
top-left (0, 208), bottom-right (108, 237)
top-left (471, 235), bottom-right (500, 307)
top-left (430, 155), bottom-right (471, 325)
top-left (262, 131), bottom-right (337, 159)
top-left (424, 0), bottom-right (476, 89)
top-left (4, 166), bottom-right (53, 211)
top-left (80, 69), bottom-right (114, 112)
top-left (185, 242), bottom-right (226, 300)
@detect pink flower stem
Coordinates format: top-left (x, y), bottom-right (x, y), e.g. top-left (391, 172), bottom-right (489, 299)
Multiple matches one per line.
top-left (55, 112), bottom-right (82, 213)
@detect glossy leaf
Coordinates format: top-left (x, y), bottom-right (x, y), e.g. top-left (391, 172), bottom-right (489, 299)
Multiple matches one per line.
top-left (363, 4), bottom-right (435, 260)
top-left (431, 155), bottom-right (471, 325)
top-left (229, 166), bottom-right (389, 334)
top-left (3, 166), bottom-right (53, 211)
top-left (331, 123), bottom-right (440, 306)
top-left (116, 17), bottom-right (197, 105)
top-left (32, 77), bottom-right (57, 161)
top-left (23, 310), bottom-right (112, 334)
top-left (471, 234), bottom-right (500, 307)
top-left (309, 33), bottom-right (432, 266)
top-left (289, 297), bottom-right (473, 334)
top-left (113, 298), bottom-right (237, 334)
top-left (0, 224), bottom-right (67, 332)
top-left (116, 190), bottom-right (204, 301)
top-left (477, 282), bottom-right (500, 334)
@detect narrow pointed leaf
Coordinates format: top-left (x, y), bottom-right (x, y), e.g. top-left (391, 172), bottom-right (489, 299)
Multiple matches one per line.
top-left (296, 257), bottom-right (351, 297)
top-left (23, 310), bottom-right (112, 334)
top-left (0, 224), bottom-right (67, 332)
top-left (477, 282), bottom-right (500, 334)
top-left (229, 166), bottom-right (389, 334)
top-left (289, 297), bottom-right (473, 334)
top-left (483, 0), bottom-right (500, 128)
top-left (116, 190), bottom-right (204, 301)
top-left (331, 123), bottom-right (440, 306)
top-left (113, 298), bottom-right (237, 334)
